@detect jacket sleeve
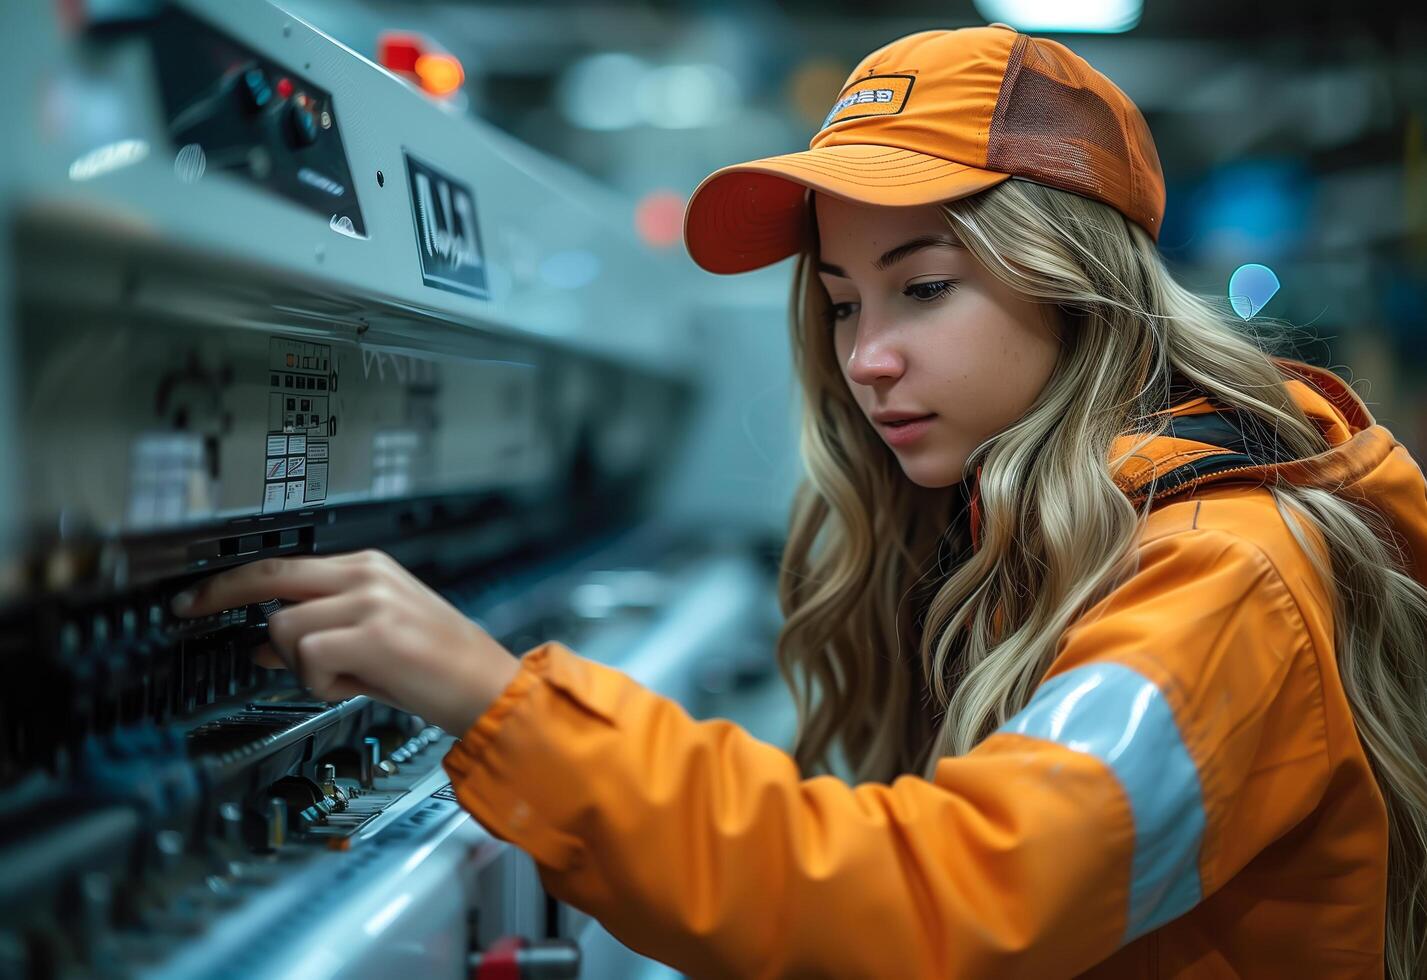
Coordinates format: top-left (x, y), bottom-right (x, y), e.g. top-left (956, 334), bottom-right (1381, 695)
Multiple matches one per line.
top-left (442, 529), bottom-right (1333, 979)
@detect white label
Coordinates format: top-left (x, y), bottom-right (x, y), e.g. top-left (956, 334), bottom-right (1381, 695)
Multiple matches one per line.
top-left (304, 463), bottom-right (328, 502)
top-left (307, 441), bottom-right (329, 461)
top-left (288, 434), bottom-right (307, 454)
top-left (284, 480), bottom-right (306, 510)
top-left (286, 456), bottom-right (307, 478)
top-left (267, 435), bottom-right (289, 456)
top-left (266, 457), bottom-right (288, 480)
top-left (263, 482), bottom-right (286, 513)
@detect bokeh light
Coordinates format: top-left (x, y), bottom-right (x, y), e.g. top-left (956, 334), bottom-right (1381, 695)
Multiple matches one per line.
top-left (635, 190), bottom-right (686, 248)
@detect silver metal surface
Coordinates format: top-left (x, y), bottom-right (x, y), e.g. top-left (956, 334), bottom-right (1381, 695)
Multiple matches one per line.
top-left (0, 4), bottom-right (787, 978)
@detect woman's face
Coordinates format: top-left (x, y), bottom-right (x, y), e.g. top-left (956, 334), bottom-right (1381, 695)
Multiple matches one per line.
top-left (814, 193), bottom-right (1063, 488)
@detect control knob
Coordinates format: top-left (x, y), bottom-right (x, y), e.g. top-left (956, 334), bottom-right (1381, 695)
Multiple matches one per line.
top-left (286, 94), bottom-right (321, 147)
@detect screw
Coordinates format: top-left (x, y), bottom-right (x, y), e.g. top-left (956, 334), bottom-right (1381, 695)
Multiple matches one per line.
top-left (361, 736), bottom-right (380, 788)
top-left (267, 799), bottom-right (287, 850)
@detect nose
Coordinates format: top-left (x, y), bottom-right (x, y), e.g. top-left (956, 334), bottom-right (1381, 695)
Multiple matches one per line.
top-left (844, 317), bottom-right (906, 386)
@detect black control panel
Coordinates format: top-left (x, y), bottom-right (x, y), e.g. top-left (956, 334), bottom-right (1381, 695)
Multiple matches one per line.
top-left (147, 7), bottom-right (366, 235)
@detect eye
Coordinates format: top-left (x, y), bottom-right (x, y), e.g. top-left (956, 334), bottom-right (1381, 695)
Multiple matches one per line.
top-left (826, 301), bottom-right (860, 324)
top-left (904, 280), bottom-right (959, 302)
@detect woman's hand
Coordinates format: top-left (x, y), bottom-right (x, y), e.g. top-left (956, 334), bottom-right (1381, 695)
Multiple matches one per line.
top-left (170, 549), bottom-right (521, 735)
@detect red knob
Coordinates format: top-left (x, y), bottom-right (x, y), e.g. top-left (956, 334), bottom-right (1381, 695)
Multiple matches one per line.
top-left (471, 936), bottom-right (525, 980)
top-left (469, 936), bottom-right (581, 979)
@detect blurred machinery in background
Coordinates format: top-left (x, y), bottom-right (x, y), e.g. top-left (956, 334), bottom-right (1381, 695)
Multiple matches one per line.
top-left (0, 2), bottom-right (783, 977)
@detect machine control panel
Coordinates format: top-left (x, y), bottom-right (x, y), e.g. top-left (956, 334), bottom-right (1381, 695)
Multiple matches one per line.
top-left (148, 7), bottom-right (366, 236)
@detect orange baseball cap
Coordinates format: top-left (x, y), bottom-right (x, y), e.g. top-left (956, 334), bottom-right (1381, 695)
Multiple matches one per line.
top-left (683, 24), bottom-right (1165, 274)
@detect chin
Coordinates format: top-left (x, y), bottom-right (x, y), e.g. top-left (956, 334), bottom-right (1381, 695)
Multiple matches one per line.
top-left (897, 455), bottom-right (966, 489)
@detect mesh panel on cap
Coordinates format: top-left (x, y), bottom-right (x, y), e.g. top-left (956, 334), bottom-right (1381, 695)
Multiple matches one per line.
top-left (986, 35), bottom-right (1160, 237)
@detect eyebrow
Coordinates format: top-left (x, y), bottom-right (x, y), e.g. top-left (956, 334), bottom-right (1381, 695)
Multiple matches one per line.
top-left (817, 235), bottom-right (962, 278)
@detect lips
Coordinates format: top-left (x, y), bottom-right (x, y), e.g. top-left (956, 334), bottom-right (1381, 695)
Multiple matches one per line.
top-left (877, 414), bottom-right (935, 427)
top-left (876, 413), bottom-right (937, 447)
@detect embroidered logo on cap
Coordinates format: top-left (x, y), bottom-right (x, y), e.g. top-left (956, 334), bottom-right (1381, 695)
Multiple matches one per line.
top-left (820, 74), bottom-right (915, 131)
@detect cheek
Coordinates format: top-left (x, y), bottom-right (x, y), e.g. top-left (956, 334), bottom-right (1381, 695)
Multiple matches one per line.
top-left (831, 326), bottom-right (855, 379)
top-left (831, 324), bottom-right (850, 364)
top-left (920, 292), bottom-right (1058, 432)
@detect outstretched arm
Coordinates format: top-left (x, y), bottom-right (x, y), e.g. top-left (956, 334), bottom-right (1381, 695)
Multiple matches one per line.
top-left (444, 530), bottom-right (1332, 979)
top-left (168, 535), bottom-right (1332, 979)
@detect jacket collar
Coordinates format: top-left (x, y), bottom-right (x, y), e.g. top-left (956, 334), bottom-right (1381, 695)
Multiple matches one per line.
top-left (1109, 358), bottom-right (1368, 502)
top-left (967, 359), bottom-right (1425, 576)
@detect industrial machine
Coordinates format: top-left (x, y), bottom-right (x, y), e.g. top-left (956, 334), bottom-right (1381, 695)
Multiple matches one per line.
top-left (0, 2), bottom-right (784, 977)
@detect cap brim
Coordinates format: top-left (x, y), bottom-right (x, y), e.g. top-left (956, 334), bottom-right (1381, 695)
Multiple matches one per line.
top-left (683, 144), bottom-right (1011, 275)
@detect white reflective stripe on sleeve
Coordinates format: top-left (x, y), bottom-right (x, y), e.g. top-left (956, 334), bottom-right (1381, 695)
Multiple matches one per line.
top-left (998, 662), bottom-right (1206, 942)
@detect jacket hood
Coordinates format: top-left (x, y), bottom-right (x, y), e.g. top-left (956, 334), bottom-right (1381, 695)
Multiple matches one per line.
top-left (970, 358), bottom-right (1427, 580)
top-left (1117, 357), bottom-right (1427, 578)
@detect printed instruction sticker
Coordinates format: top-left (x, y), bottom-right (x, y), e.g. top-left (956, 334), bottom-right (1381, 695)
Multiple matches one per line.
top-left (262, 429), bottom-right (330, 516)
top-left (304, 463), bottom-right (328, 502)
top-left (284, 480), bottom-right (306, 511)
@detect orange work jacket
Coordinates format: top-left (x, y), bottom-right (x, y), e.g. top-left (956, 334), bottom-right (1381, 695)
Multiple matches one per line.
top-left (445, 358), bottom-right (1413, 978)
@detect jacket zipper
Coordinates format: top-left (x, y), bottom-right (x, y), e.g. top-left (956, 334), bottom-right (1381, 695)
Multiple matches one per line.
top-left (1132, 461), bottom-right (1267, 505)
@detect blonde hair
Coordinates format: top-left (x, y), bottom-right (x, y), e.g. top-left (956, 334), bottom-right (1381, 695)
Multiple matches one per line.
top-left (775, 178), bottom-right (1427, 977)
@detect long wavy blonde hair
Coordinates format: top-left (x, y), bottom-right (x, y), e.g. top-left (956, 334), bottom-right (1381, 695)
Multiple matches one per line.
top-left (775, 178), bottom-right (1427, 977)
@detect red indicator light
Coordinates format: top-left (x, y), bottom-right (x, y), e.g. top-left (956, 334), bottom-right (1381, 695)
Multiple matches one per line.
top-left (379, 31), bottom-right (463, 99)
top-left (378, 32), bottom-right (425, 75)
top-left (276, 77), bottom-right (294, 99)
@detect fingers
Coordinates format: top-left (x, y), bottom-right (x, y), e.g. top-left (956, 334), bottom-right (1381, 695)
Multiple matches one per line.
top-left (304, 674), bottom-right (373, 702)
top-left (251, 642), bottom-right (286, 669)
top-left (171, 550), bottom-right (391, 618)
top-left (251, 636), bottom-right (381, 703)
top-left (265, 592), bottom-right (376, 661)
top-left (294, 626), bottom-right (394, 704)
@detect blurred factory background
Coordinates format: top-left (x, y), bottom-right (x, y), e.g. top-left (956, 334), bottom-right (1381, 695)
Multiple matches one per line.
top-left (1, 1), bottom-right (1425, 978)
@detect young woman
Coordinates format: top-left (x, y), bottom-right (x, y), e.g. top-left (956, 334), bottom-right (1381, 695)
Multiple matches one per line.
top-left (173, 25), bottom-right (1427, 979)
